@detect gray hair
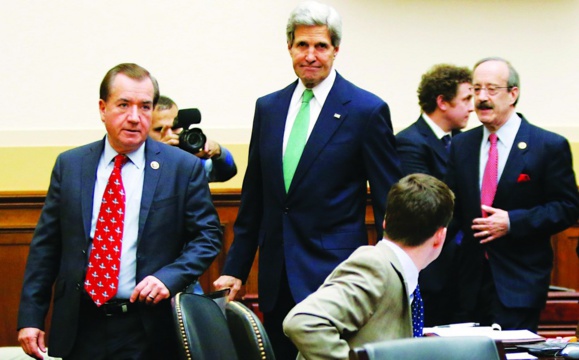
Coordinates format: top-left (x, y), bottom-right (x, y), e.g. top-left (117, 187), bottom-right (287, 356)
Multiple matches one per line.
top-left (474, 57), bottom-right (520, 105)
top-left (286, 1), bottom-right (342, 47)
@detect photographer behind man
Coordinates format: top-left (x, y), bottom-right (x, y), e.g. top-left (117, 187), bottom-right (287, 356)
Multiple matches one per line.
top-left (150, 95), bottom-right (237, 183)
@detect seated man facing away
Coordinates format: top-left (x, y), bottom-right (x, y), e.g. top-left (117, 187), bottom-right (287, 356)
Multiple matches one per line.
top-left (283, 173), bottom-right (454, 360)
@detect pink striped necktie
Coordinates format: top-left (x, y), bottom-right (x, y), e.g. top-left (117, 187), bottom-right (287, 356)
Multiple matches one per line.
top-left (481, 133), bottom-right (498, 217)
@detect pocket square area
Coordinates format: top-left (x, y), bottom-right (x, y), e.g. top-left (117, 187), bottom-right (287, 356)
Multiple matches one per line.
top-left (517, 174), bottom-right (531, 182)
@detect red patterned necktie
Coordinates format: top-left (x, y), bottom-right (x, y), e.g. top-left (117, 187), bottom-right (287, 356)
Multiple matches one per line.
top-left (481, 133), bottom-right (498, 217)
top-left (84, 154), bottom-right (128, 306)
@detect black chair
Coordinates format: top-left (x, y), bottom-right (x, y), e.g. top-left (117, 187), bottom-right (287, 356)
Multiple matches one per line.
top-left (349, 336), bottom-right (501, 360)
top-left (225, 301), bottom-right (276, 360)
top-left (171, 292), bottom-right (239, 360)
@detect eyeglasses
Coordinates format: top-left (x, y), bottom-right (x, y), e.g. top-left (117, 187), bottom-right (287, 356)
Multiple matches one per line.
top-left (473, 86), bottom-right (511, 96)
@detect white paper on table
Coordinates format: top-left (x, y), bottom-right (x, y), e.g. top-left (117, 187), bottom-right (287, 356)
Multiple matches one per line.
top-left (423, 327), bottom-right (544, 343)
top-left (506, 352), bottom-right (538, 360)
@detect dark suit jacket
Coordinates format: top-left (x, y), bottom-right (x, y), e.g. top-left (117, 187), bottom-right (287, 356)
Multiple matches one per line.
top-left (396, 116), bottom-right (461, 320)
top-left (446, 115), bottom-right (579, 310)
top-left (223, 73), bottom-right (402, 312)
top-left (17, 137), bottom-right (222, 357)
top-left (396, 116), bottom-right (459, 179)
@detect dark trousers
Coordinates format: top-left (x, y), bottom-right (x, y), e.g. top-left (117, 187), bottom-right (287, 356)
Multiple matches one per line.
top-left (466, 260), bottom-right (541, 332)
top-left (263, 267), bottom-right (298, 360)
top-left (65, 297), bottom-right (172, 360)
top-left (421, 284), bottom-right (457, 327)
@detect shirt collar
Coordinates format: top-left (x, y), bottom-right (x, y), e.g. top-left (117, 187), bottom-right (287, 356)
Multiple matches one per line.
top-left (294, 68), bottom-right (337, 107)
top-left (422, 113), bottom-right (450, 140)
top-left (103, 135), bottom-right (146, 169)
top-left (382, 238), bottom-right (419, 296)
top-left (482, 112), bottom-right (521, 148)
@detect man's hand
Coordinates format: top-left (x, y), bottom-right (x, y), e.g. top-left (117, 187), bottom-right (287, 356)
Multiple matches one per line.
top-left (130, 275), bottom-right (170, 305)
top-left (195, 139), bottom-right (222, 159)
top-left (213, 275), bottom-right (242, 301)
top-left (472, 205), bottom-right (510, 244)
top-left (18, 327), bottom-right (46, 360)
top-left (158, 126), bottom-right (182, 146)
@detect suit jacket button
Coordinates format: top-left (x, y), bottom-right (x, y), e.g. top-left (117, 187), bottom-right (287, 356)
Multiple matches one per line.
top-left (284, 207), bottom-right (289, 214)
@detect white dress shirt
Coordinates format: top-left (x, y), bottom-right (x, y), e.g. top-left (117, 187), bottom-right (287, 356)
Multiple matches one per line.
top-left (479, 113), bottom-right (521, 189)
top-left (283, 68), bottom-right (337, 155)
top-left (90, 137), bottom-right (145, 298)
top-left (422, 113), bottom-right (451, 140)
top-left (382, 238), bottom-right (420, 304)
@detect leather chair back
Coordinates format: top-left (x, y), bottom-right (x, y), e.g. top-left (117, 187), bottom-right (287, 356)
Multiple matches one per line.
top-left (349, 336), bottom-right (501, 360)
top-left (225, 301), bottom-right (276, 360)
top-left (171, 292), bottom-right (239, 360)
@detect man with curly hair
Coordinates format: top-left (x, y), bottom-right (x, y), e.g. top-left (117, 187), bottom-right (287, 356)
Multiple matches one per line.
top-left (397, 64), bottom-right (473, 179)
top-left (396, 64), bottom-right (473, 326)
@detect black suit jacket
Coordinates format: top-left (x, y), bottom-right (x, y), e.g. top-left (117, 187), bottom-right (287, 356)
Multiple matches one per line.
top-left (17, 137), bottom-right (222, 357)
top-left (396, 116), bottom-right (461, 299)
top-left (396, 116), bottom-right (459, 179)
top-left (446, 115), bottom-right (579, 310)
top-left (222, 73), bottom-right (402, 313)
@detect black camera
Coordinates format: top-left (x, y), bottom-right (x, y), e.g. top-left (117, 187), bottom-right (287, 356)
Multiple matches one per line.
top-left (175, 108), bottom-right (206, 155)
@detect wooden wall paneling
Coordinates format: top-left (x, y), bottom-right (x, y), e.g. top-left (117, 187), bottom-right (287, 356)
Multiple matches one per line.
top-left (550, 224), bottom-right (579, 290)
top-left (2, 191), bottom-right (578, 347)
top-left (0, 193), bottom-right (46, 347)
top-left (199, 191), bottom-right (259, 298)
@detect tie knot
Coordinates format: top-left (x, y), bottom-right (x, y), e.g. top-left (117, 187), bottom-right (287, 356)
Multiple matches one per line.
top-left (114, 155), bottom-right (128, 169)
top-left (441, 134), bottom-right (451, 149)
top-left (413, 285), bottom-right (421, 299)
top-left (489, 133), bottom-right (498, 145)
top-left (302, 89), bottom-right (314, 104)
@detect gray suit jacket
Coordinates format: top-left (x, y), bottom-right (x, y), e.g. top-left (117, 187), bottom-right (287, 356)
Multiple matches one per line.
top-left (17, 137), bottom-right (222, 357)
top-left (283, 241), bottom-right (413, 360)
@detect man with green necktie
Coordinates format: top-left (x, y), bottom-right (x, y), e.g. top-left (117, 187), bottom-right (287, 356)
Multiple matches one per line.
top-left (213, 2), bottom-right (402, 359)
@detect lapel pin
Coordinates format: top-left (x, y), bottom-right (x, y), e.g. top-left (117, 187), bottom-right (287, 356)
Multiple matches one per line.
top-left (150, 161), bottom-right (160, 170)
top-left (333, 113), bottom-right (341, 119)
top-left (518, 142), bottom-right (527, 150)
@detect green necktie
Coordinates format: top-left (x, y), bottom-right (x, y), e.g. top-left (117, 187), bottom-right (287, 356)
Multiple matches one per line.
top-left (283, 89), bottom-right (314, 192)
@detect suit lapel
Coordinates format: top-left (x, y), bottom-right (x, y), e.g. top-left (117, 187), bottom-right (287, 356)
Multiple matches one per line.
top-left (495, 118), bottom-right (530, 205)
top-left (270, 83), bottom-right (297, 198)
top-left (138, 138), bottom-right (162, 240)
top-left (416, 117), bottom-right (447, 161)
top-left (459, 127), bottom-right (484, 207)
top-left (81, 139), bottom-right (105, 244)
top-left (288, 74), bottom-right (348, 193)
top-left (378, 242), bottom-right (412, 316)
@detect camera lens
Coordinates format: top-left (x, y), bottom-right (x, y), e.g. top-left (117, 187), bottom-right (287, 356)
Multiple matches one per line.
top-left (178, 128), bottom-right (207, 154)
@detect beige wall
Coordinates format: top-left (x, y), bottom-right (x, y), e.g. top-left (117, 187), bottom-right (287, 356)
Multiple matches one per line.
top-left (4, 142), bottom-right (579, 192)
top-left (0, 144), bottom-right (248, 191)
top-left (1, 1), bottom-right (578, 190)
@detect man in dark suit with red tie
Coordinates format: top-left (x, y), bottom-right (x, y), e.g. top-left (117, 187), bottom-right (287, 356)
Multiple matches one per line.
top-left (446, 57), bottom-right (579, 331)
top-left (396, 64), bottom-right (473, 327)
top-left (213, 2), bottom-right (401, 359)
top-left (17, 63), bottom-right (222, 359)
